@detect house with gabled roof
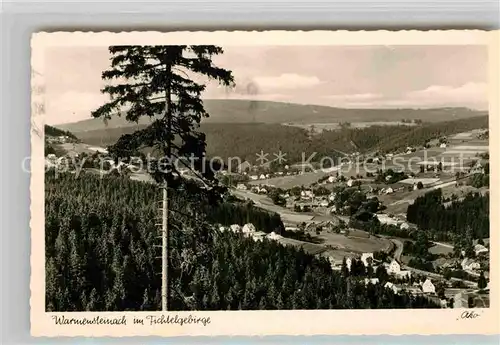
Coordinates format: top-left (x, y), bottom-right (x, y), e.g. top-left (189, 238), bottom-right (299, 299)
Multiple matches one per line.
top-left (421, 279), bottom-right (436, 294)
top-left (386, 259), bottom-right (401, 274)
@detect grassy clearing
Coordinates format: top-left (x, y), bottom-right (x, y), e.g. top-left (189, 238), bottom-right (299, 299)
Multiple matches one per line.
top-left (428, 243), bottom-right (454, 255)
top-left (312, 230), bottom-right (391, 254)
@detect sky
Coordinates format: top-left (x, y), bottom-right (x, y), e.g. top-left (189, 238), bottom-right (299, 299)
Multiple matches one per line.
top-left (43, 45), bottom-right (488, 125)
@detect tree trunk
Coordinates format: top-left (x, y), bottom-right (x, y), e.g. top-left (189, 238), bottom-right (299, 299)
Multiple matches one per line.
top-left (162, 63), bottom-right (172, 312)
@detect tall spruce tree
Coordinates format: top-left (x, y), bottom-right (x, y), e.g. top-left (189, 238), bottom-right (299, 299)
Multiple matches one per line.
top-left (92, 46), bottom-right (234, 310)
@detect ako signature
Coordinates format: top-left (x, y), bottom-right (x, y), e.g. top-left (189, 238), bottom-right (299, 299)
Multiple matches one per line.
top-left (458, 310), bottom-right (481, 320)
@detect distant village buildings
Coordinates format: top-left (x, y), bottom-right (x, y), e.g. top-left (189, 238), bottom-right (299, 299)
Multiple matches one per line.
top-left (385, 259), bottom-right (412, 279)
top-left (364, 278), bottom-right (379, 285)
top-left (230, 224), bottom-right (242, 233)
top-left (237, 161), bottom-right (252, 173)
top-left (361, 253), bottom-right (374, 267)
top-left (461, 258), bottom-right (480, 272)
top-left (474, 244), bottom-right (489, 256)
top-left (301, 190), bottom-right (314, 199)
top-left (236, 183), bottom-right (248, 190)
top-left (420, 279), bottom-right (436, 294)
top-left (384, 282), bottom-right (399, 294)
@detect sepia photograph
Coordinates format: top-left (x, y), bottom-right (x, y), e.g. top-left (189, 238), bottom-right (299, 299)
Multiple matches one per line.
top-left (30, 30), bottom-right (499, 336)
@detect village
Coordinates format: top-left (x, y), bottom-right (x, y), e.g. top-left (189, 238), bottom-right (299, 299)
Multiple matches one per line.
top-left (224, 128), bottom-right (490, 309)
top-left (44, 126), bottom-right (490, 310)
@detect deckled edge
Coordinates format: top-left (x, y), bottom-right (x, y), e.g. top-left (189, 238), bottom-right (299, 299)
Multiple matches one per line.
top-left (29, 29), bottom-right (500, 337)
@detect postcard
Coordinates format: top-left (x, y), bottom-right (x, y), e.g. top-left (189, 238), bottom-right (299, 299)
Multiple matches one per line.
top-left (30, 30), bottom-right (499, 336)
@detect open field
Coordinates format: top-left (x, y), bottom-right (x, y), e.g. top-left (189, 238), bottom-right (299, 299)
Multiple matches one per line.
top-left (399, 178), bottom-right (440, 186)
top-left (232, 188), bottom-right (392, 260)
top-left (232, 189), bottom-right (314, 224)
top-left (320, 235), bottom-right (393, 265)
top-left (277, 237), bottom-right (327, 255)
top-left (248, 167), bottom-right (341, 189)
top-left (428, 243), bottom-right (454, 255)
top-left (55, 142), bottom-right (109, 157)
top-left (283, 121), bottom-right (417, 133)
top-left (378, 178), bottom-right (480, 215)
top-left (302, 222), bottom-right (393, 254)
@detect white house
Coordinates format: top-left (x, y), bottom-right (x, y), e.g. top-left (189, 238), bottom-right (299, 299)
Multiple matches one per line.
top-left (229, 224), bottom-right (242, 233)
top-left (320, 200), bottom-right (329, 207)
top-left (440, 143), bottom-right (447, 148)
top-left (328, 176), bottom-right (337, 183)
top-left (237, 161), bottom-right (252, 173)
top-left (376, 214), bottom-right (398, 226)
top-left (249, 175), bottom-right (259, 181)
top-left (251, 232), bottom-right (265, 242)
top-left (266, 232), bottom-right (283, 241)
top-left (387, 260), bottom-right (401, 274)
top-left (421, 279), bottom-right (436, 294)
top-left (461, 258), bottom-right (481, 271)
top-left (396, 270), bottom-right (412, 279)
top-left (328, 193), bottom-right (336, 201)
top-left (361, 253), bottom-right (374, 267)
top-left (301, 190), bottom-right (314, 199)
top-left (257, 187), bottom-right (268, 194)
top-left (236, 183), bottom-right (247, 190)
top-left (259, 174), bottom-right (266, 180)
top-left (384, 282), bottom-right (399, 294)
top-left (364, 278), bottom-right (379, 285)
top-left (385, 187), bottom-right (394, 194)
top-left (242, 223), bottom-right (256, 234)
top-left (347, 179), bottom-right (354, 187)
top-left (474, 244), bottom-right (489, 256)
top-left (400, 222), bottom-right (410, 230)
top-left (345, 257), bottom-right (352, 271)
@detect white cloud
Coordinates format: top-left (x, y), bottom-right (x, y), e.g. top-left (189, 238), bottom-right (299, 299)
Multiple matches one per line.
top-left (252, 73), bottom-right (324, 90)
top-left (321, 83), bottom-right (488, 109)
top-left (405, 82), bottom-right (487, 106)
top-left (324, 93), bottom-right (383, 101)
top-left (46, 91), bottom-right (110, 124)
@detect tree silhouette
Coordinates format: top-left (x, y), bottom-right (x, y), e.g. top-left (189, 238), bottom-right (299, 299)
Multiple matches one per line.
top-left (91, 46), bottom-right (234, 310)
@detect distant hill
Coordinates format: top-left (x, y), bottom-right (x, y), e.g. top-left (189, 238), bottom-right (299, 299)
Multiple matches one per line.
top-left (45, 125), bottom-right (79, 141)
top-left (53, 99), bottom-right (487, 133)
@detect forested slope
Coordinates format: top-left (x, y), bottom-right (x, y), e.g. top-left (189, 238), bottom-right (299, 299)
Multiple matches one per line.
top-left (406, 189), bottom-right (489, 243)
top-left (45, 172), bottom-right (438, 311)
top-left (69, 116), bottom-right (488, 165)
